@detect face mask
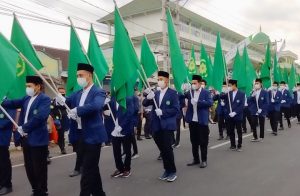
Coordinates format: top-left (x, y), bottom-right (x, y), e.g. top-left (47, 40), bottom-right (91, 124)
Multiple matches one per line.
top-left (254, 84), bottom-right (261, 90)
top-left (272, 86), bottom-right (278, 91)
top-left (200, 84), bottom-right (205, 89)
top-left (297, 87), bottom-right (300, 91)
top-left (279, 85), bottom-right (285, 90)
top-left (77, 77), bottom-right (88, 88)
top-left (157, 80), bottom-right (166, 89)
top-left (192, 84), bottom-right (199, 90)
top-left (228, 87), bottom-right (233, 92)
top-left (156, 86), bottom-right (161, 91)
top-left (26, 87), bottom-right (35, 97)
top-left (221, 87), bottom-right (227, 93)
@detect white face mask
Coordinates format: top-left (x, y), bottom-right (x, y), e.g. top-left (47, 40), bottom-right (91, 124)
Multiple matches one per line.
top-left (77, 77), bottom-right (88, 88)
top-left (192, 84), bottom-right (199, 90)
top-left (200, 84), bottom-right (205, 89)
top-left (297, 87), bottom-right (300, 91)
top-left (221, 87), bottom-right (227, 93)
top-left (156, 86), bottom-right (161, 91)
top-left (254, 84), bottom-right (261, 90)
top-left (228, 87), bottom-right (233, 92)
top-left (272, 86), bottom-right (278, 91)
top-left (157, 80), bottom-right (166, 89)
top-left (26, 87), bottom-right (35, 97)
top-left (279, 85), bottom-right (285, 90)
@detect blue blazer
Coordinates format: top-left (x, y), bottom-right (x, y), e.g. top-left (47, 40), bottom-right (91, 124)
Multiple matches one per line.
top-left (293, 91), bottom-right (300, 105)
top-left (280, 89), bottom-right (292, 108)
top-left (143, 88), bottom-right (179, 132)
top-left (184, 89), bottom-right (213, 125)
top-left (213, 94), bottom-right (228, 117)
top-left (66, 85), bottom-right (108, 144)
top-left (177, 93), bottom-right (186, 119)
top-left (1, 93), bottom-right (51, 146)
top-left (223, 90), bottom-right (245, 121)
top-left (248, 90), bottom-right (269, 116)
top-left (0, 107), bottom-right (16, 146)
top-left (113, 96), bottom-right (135, 136)
top-left (268, 90), bottom-right (282, 112)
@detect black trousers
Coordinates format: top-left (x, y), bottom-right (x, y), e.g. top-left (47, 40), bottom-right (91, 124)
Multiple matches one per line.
top-left (251, 115), bottom-right (265, 139)
top-left (218, 115), bottom-right (227, 137)
top-left (0, 146), bottom-right (12, 188)
top-left (279, 107), bottom-right (291, 127)
top-left (112, 135), bottom-right (132, 172)
top-left (136, 113), bottom-right (143, 138)
top-left (269, 111), bottom-right (280, 133)
top-left (22, 139), bottom-right (48, 196)
top-left (173, 117), bottom-right (181, 145)
top-left (80, 143), bottom-right (105, 196)
top-left (73, 136), bottom-right (84, 172)
top-left (57, 128), bottom-right (65, 152)
top-left (295, 104), bottom-right (300, 122)
top-left (131, 133), bottom-right (138, 154)
top-left (153, 130), bottom-right (176, 174)
top-left (227, 118), bottom-right (243, 148)
top-left (144, 112), bottom-right (152, 137)
top-left (242, 107), bottom-right (252, 132)
top-left (189, 122), bottom-right (209, 162)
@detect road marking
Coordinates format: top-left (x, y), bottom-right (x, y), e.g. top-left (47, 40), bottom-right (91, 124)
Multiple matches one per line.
top-left (12, 152), bottom-right (75, 168)
top-left (209, 133), bottom-right (253, 150)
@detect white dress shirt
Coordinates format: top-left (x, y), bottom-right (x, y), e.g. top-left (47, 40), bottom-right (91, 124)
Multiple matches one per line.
top-left (77, 84), bottom-right (94, 129)
top-left (232, 90), bottom-right (238, 101)
top-left (159, 87), bottom-right (168, 107)
top-left (255, 89), bottom-right (261, 102)
top-left (24, 95), bottom-right (38, 123)
top-left (192, 89), bottom-right (201, 122)
top-left (297, 91), bottom-right (300, 104)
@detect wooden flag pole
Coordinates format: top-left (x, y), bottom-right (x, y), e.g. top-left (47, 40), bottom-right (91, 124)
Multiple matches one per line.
top-left (0, 105), bottom-right (19, 128)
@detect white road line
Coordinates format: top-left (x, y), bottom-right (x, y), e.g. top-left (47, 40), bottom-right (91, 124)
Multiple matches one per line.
top-left (209, 133), bottom-right (253, 150)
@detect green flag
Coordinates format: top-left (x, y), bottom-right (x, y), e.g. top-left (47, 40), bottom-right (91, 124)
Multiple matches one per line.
top-left (138, 35), bottom-right (158, 91)
top-left (199, 44), bottom-right (213, 86)
top-left (273, 52), bottom-right (282, 83)
top-left (111, 6), bottom-right (139, 109)
top-left (66, 25), bottom-right (89, 95)
top-left (88, 25), bottom-right (109, 82)
top-left (232, 49), bottom-right (246, 93)
top-left (0, 33), bottom-right (19, 102)
top-left (212, 32), bottom-right (226, 92)
top-left (232, 49), bottom-right (241, 81)
top-left (282, 68), bottom-right (289, 83)
top-left (288, 64), bottom-right (296, 92)
top-left (10, 15), bottom-right (44, 98)
top-left (242, 46), bottom-right (256, 96)
top-left (260, 42), bottom-right (271, 88)
top-left (187, 45), bottom-right (197, 80)
top-left (166, 8), bottom-right (188, 92)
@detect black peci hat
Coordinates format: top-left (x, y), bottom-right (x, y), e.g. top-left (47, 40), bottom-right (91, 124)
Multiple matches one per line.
top-left (77, 63), bottom-right (94, 73)
top-left (26, 76), bottom-right (43, 85)
top-left (158, 71), bottom-right (169, 78)
top-left (255, 78), bottom-right (262, 83)
top-left (192, 74), bottom-right (202, 82)
top-left (228, 79), bottom-right (237, 85)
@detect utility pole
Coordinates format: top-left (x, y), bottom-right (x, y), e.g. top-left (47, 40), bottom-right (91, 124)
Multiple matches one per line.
top-left (162, 0), bottom-right (169, 72)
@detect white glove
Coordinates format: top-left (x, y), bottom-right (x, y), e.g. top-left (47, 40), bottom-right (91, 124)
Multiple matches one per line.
top-left (17, 126), bottom-right (26, 137)
top-left (257, 109), bottom-right (262, 114)
top-left (229, 112), bottom-right (237, 117)
top-left (144, 88), bottom-right (151, 95)
top-left (181, 83), bottom-right (191, 92)
top-left (191, 98), bottom-right (197, 106)
top-left (68, 113), bottom-right (77, 120)
top-left (70, 108), bottom-right (77, 115)
top-left (103, 110), bottom-right (111, 116)
top-left (281, 100), bottom-right (286, 104)
top-left (55, 93), bottom-right (66, 106)
top-left (271, 98), bottom-right (275, 103)
top-left (220, 101), bottom-right (225, 106)
top-left (155, 108), bottom-right (163, 116)
top-left (104, 97), bottom-right (111, 105)
top-left (146, 91), bottom-right (155, 100)
top-left (111, 125), bottom-right (124, 137)
top-left (251, 91), bottom-right (257, 97)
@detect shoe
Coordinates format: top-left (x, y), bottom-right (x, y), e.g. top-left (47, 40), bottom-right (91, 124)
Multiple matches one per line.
top-left (288, 124), bottom-right (291, 128)
top-left (200, 162), bottom-right (207, 168)
top-left (272, 132), bottom-right (278, 136)
top-left (61, 149), bottom-right (67, 154)
top-left (251, 138), bottom-right (259, 142)
top-left (145, 136), bottom-right (152, 139)
top-left (158, 171), bottom-right (168, 181)
top-left (111, 170), bottom-right (124, 178)
top-left (230, 146), bottom-right (236, 151)
top-left (278, 127), bottom-right (284, 130)
top-left (0, 187), bottom-right (12, 195)
top-left (187, 161), bottom-right (200, 166)
top-left (173, 144), bottom-right (180, 148)
top-left (131, 154), bottom-right (140, 160)
top-left (157, 155), bottom-right (162, 160)
top-left (121, 171), bottom-right (131, 178)
top-left (137, 137), bottom-right (143, 141)
top-left (166, 173), bottom-right (177, 182)
top-left (69, 170), bottom-right (81, 177)
top-left (217, 136), bottom-right (224, 140)
top-left (237, 147), bottom-right (243, 152)
top-left (259, 138), bottom-right (264, 142)
top-left (47, 157), bottom-right (51, 165)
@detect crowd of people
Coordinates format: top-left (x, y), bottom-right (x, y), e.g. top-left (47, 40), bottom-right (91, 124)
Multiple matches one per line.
top-left (0, 62), bottom-right (299, 196)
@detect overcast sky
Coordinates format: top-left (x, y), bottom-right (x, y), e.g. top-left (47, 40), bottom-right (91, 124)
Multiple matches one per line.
top-left (0, 0), bottom-right (299, 61)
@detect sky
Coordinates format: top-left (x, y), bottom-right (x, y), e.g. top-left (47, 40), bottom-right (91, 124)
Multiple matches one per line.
top-left (0, 0), bottom-right (299, 62)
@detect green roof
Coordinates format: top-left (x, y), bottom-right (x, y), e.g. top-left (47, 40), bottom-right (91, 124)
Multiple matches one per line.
top-left (252, 32), bottom-right (270, 45)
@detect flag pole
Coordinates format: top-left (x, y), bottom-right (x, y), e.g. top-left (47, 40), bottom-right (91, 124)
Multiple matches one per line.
top-left (0, 105), bottom-right (19, 128)
top-left (223, 57), bottom-right (233, 113)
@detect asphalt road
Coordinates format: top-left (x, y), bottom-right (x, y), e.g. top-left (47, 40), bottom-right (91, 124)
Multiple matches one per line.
top-left (10, 118), bottom-right (300, 196)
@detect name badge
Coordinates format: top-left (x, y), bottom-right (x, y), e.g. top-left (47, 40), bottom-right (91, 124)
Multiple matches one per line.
top-left (33, 109), bottom-right (38, 115)
top-left (236, 99), bottom-right (240, 103)
top-left (261, 97), bottom-right (264, 100)
top-left (0, 114), bottom-right (4, 119)
top-left (166, 100), bottom-right (171, 105)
